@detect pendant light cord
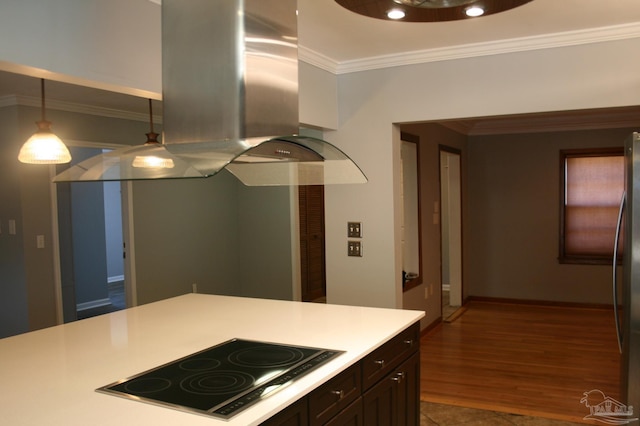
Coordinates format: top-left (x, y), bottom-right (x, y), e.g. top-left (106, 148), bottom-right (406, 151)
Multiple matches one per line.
top-left (148, 98), bottom-right (153, 133)
top-left (40, 78), bottom-right (47, 123)
top-left (145, 99), bottom-right (159, 144)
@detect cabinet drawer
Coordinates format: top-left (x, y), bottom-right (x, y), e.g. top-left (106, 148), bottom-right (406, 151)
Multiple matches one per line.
top-left (308, 364), bottom-right (361, 426)
top-left (361, 322), bottom-right (419, 390)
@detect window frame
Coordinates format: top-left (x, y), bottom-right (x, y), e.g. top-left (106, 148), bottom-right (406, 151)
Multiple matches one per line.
top-left (559, 147), bottom-right (624, 265)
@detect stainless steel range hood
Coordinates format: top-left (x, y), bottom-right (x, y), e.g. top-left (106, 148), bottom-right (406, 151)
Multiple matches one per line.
top-left (54, 0), bottom-right (367, 186)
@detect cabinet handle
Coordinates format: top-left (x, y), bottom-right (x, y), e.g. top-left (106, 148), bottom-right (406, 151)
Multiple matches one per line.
top-left (330, 390), bottom-right (345, 399)
top-left (391, 371), bottom-right (405, 384)
top-left (374, 359), bottom-right (385, 369)
top-left (404, 339), bottom-right (413, 346)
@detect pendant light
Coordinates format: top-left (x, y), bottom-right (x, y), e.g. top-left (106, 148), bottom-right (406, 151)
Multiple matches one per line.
top-left (131, 99), bottom-right (174, 169)
top-left (18, 78), bottom-right (71, 164)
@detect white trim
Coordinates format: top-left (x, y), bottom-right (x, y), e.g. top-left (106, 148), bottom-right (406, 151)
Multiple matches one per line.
top-left (122, 181), bottom-right (137, 308)
top-left (76, 298), bottom-right (111, 311)
top-left (108, 275), bottom-right (125, 284)
top-left (50, 166), bottom-right (64, 325)
top-left (299, 22), bottom-right (640, 74)
top-left (290, 185), bottom-right (302, 302)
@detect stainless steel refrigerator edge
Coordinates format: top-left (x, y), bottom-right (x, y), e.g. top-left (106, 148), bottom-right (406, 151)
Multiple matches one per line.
top-left (615, 132), bottom-right (640, 412)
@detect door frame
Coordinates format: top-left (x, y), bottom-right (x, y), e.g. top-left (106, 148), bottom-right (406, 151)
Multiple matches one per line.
top-left (439, 145), bottom-right (463, 308)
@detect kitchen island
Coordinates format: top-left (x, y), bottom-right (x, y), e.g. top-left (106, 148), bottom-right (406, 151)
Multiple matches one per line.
top-left (0, 294), bottom-right (424, 425)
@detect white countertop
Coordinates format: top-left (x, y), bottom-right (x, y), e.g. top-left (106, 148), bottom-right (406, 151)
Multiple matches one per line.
top-left (0, 294), bottom-right (424, 425)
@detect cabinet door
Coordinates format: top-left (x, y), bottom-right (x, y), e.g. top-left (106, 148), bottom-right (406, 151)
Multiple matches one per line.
top-left (396, 352), bottom-right (420, 426)
top-left (324, 397), bottom-right (363, 426)
top-left (363, 372), bottom-right (396, 425)
top-left (362, 352), bottom-right (420, 426)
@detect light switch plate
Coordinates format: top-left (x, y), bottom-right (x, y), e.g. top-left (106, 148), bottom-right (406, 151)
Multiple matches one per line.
top-left (348, 241), bottom-right (362, 257)
top-left (347, 222), bottom-right (362, 238)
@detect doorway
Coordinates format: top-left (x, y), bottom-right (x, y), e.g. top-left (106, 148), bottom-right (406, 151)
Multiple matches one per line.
top-left (55, 146), bottom-right (128, 321)
top-left (440, 146), bottom-right (462, 319)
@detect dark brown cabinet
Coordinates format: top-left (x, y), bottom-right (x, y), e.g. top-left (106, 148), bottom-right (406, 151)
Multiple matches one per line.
top-left (363, 352), bottom-right (419, 425)
top-left (261, 322), bottom-right (420, 426)
top-left (324, 398), bottom-right (364, 426)
top-left (263, 398), bottom-right (309, 426)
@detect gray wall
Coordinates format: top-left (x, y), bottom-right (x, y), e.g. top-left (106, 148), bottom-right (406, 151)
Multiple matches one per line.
top-left (68, 148), bottom-right (109, 307)
top-left (0, 105), bottom-right (149, 337)
top-left (1, 99), bottom-right (300, 338)
top-left (0, 106), bottom-right (29, 337)
top-left (131, 170), bottom-right (295, 306)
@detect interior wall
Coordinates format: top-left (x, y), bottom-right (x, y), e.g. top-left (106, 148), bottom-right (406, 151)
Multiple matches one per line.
top-left (0, 104), bottom-right (151, 337)
top-left (17, 106), bottom-right (59, 333)
top-left (325, 37), bottom-right (639, 316)
top-left (131, 174), bottom-right (240, 305)
top-left (0, 106), bottom-right (29, 337)
top-left (131, 171), bottom-right (297, 306)
top-left (467, 127), bottom-right (637, 304)
top-left (236, 185), bottom-right (295, 301)
top-left (66, 148), bottom-right (109, 308)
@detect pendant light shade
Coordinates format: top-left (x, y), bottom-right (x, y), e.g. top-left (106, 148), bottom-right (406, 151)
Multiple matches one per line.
top-left (132, 99), bottom-right (175, 169)
top-left (18, 79), bottom-right (71, 164)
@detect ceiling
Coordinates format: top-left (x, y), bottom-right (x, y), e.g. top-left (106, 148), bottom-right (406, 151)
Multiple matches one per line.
top-left (1, 0), bottom-right (639, 132)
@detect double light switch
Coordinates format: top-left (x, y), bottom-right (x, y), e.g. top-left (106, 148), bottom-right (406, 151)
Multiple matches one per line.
top-left (347, 222), bottom-right (362, 257)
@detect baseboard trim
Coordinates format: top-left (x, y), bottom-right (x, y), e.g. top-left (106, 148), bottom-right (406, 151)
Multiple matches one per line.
top-left (77, 298), bottom-right (111, 311)
top-left (467, 296), bottom-right (613, 310)
top-left (421, 317), bottom-right (443, 337)
top-left (108, 275), bottom-right (124, 284)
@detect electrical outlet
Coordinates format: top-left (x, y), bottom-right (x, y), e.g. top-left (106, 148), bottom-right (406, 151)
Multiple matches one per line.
top-left (348, 241), bottom-right (362, 257)
top-left (192, 283), bottom-right (198, 293)
top-left (347, 222), bottom-right (362, 238)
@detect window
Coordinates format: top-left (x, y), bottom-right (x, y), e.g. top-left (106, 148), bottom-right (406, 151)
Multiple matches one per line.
top-left (559, 148), bottom-right (624, 264)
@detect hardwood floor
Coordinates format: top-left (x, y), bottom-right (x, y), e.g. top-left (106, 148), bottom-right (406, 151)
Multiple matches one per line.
top-left (420, 301), bottom-right (621, 424)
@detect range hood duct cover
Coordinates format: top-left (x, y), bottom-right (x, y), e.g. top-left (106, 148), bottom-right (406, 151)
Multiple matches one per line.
top-left (54, 0), bottom-right (367, 186)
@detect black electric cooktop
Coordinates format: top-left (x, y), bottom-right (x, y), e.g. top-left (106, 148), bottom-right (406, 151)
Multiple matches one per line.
top-left (97, 339), bottom-right (343, 420)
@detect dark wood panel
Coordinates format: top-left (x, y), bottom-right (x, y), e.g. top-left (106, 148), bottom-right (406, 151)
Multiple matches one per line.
top-left (299, 185), bottom-right (326, 302)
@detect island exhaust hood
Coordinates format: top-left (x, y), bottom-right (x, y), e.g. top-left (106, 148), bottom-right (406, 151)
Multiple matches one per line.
top-left (54, 0), bottom-right (367, 186)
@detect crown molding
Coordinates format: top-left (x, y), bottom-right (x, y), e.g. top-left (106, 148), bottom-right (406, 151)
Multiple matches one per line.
top-left (299, 46), bottom-right (340, 73)
top-left (0, 94), bottom-right (161, 123)
top-left (299, 22), bottom-right (640, 75)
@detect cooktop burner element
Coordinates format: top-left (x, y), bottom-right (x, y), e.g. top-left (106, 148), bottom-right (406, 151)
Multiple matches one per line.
top-left (97, 339), bottom-right (343, 419)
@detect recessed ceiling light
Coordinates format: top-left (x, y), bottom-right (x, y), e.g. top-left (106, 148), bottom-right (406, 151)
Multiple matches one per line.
top-left (465, 6), bottom-right (484, 17)
top-left (387, 8), bottom-right (406, 19)
top-left (336, 0), bottom-right (532, 22)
